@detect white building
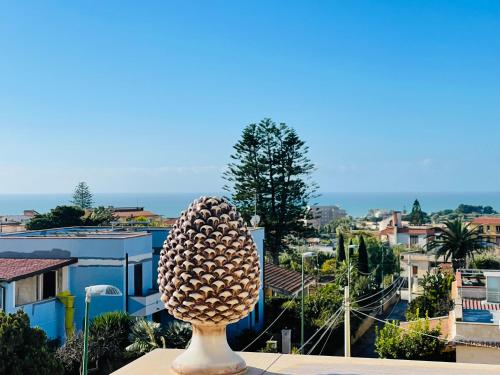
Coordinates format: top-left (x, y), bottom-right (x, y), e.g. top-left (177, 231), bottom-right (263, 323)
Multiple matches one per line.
top-left (379, 211), bottom-right (440, 248)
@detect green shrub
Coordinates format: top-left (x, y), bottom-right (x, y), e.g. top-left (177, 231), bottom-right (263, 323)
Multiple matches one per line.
top-left (90, 311), bottom-right (132, 371)
top-left (126, 319), bottom-right (167, 356)
top-left (57, 311), bottom-right (132, 374)
top-left (0, 310), bottom-right (62, 375)
top-left (375, 316), bottom-right (445, 360)
top-left (164, 321), bottom-right (192, 349)
top-left (470, 254), bottom-right (500, 270)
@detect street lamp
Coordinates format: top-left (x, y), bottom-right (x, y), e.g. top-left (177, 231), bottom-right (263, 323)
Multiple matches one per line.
top-left (82, 285), bottom-right (122, 375)
top-left (301, 251), bottom-right (316, 352)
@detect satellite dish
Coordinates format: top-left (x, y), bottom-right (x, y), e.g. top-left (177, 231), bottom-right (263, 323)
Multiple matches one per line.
top-left (250, 215), bottom-right (261, 228)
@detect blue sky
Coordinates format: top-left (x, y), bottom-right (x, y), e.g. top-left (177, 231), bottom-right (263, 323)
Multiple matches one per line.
top-left (0, 1), bottom-right (499, 193)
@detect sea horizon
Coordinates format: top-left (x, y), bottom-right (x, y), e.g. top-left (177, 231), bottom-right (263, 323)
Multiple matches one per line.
top-left (1, 191), bottom-right (500, 219)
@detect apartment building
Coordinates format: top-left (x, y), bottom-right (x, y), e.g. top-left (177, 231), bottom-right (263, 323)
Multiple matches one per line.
top-left (470, 217), bottom-right (500, 247)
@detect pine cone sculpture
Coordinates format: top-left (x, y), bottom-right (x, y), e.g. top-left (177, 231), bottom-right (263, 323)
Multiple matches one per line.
top-left (158, 196), bottom-right (261, 326)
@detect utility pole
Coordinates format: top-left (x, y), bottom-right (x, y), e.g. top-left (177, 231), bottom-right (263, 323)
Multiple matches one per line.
top-left (301, 255), bottom-right (305, 351)
top-left (344, 285), bottom-right (350, 357)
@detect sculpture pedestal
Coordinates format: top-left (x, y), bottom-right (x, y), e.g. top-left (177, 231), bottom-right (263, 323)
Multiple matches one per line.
top-left (171, 324), bottom-right (246, 375)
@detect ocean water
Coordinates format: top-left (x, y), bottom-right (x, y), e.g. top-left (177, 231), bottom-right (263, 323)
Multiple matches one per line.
top-left (0, 192), bottom-right (499, 218)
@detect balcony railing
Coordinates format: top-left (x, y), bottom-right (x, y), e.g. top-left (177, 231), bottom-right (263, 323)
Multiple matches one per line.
top-left (128, 289), bottom-right (165, 316)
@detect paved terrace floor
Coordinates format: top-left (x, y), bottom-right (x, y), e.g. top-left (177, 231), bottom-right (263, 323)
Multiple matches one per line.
top-left (113, 349), bottom-right (500, 375)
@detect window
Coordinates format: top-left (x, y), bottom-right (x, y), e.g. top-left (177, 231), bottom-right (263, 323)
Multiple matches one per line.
top-left (134, 264), bottom-right (143, 296)
top-left (410, 235), bottom-right (419, 246)
top-left (15, 269), bottom-right (62, 306)
top-left (254, 301), bottom-right (260, 324)
top-left (478, 226), bottom-right (484, 233)
top-left (15, 275), bottom-right (39, 306)
top-left (496, 226), bottom-right (500, 234)
top-left (412, 265), bottom-right (418, 275)
top-left (487, 225), bottom-right (491, 232)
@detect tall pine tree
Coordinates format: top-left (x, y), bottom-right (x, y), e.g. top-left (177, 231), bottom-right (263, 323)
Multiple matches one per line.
top-left (408, 199), bottom-right (425, 225)
top-left (224, 119), bottom-right (317, 264)
top-left (357, 235), bottom-right (369, 274)
top-left (71, 182), bottom-right (94, 209)
top-left (336, 233), bottom-right (346, 264)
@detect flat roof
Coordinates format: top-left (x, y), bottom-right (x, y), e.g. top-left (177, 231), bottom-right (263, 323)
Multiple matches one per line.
top-left (0, 257), bottom-right (77, 281)
top-left (0, 226), bottom-right (151, 239)
top-left (112, 349), bottom-right (500, 375)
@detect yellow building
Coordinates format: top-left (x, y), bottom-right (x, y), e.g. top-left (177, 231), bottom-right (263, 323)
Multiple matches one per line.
top-left (471, 217), bottom-right (500, 247)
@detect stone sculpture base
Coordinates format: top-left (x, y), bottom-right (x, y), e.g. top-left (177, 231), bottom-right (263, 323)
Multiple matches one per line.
top-left (171, 324), bottom-right (246, 375)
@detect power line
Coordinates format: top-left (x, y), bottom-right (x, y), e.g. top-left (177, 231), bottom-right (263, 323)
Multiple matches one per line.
top-left (259, 306), bottom-right (343, 375)
top-left (355, 278), bottom-right (404, 311)
top-left (307, 307), bottom-right (344, 355)
top-left (242, 294), bottom-right (297, 352)
top-left (352, 276), bottom-right (402, 304)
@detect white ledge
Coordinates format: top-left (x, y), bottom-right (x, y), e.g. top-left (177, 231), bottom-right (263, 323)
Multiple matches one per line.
top-left (112, 349), bottom-right (500, 375)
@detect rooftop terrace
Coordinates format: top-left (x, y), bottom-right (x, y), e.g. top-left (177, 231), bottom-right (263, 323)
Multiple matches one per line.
top-left (113, 349), bottom-right (500, 375)
top-left (0, 226), bottom-right (151, 239)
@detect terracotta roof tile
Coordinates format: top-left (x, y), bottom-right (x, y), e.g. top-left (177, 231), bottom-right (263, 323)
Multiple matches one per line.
top-left (264, 263), bottom-right (315, 295)
top-left (472, 217), bottom-right (500, 225)
top-left (0, 258), bottom-right (77, 282)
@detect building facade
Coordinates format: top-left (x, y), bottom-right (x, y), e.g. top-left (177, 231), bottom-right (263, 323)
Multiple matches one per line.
top-left (0, 227), bottom-right (157, 340)
top-left (306, 205), bottom-right (347, 229)
top-left (379, 211), bottom-right (440, 248)
top-left (0, 225), bottom-right (265, 341)
top-left (470, 217), bottom-right (500, 248)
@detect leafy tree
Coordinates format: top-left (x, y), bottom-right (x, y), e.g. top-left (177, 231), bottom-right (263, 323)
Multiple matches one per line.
top-left (126, 319), bottom-right (167, 356)
top-left (407, 199), bottom-right (427, 225)
top-left (336, 233), bottom-right (346, 264)
top-left (71, 181), bottom-right (94, 209)
top-left (26, 205), bottom-right (85, 230)
top-left (357, 235), bottom-right (369, 274)
top-left (427, 218), bottom-right (491, 270)
top-left (406, 272), bottom-right (454, 320)
top-left (223, 119), bottom-right (317, 264)
top-left (456, 204), bottom-right (497, 215)
top-left (325, 216), bottom-right (352, 234)
top-left (470, 254), bottom-right (500, 270)
top-left (320, 258), bottom-right (336, 275)
top-left (0, 310), bottom-right (62, 375)
top-left (375, 314), bottom-right (445, 361)
top-left (87, 206), bottom-right (116, 226)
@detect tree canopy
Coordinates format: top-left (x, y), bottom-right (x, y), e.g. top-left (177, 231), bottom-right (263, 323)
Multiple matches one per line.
top-left (223, 119), bottom-right (317, 264)
top-left (427, 218), bottom-right (490, 270)
top-left (26, 206), bottom-right (85, 230)
top-left (0, 310), bottom-right (62, 375)
top-left (71, 181), bottom-right (94, 209)
top-left (375, 315), bottom-right (445, 361)
top-left (405, 199), bottom-right (429, 225)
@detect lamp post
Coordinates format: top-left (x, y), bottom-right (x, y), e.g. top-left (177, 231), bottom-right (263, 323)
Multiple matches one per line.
top-left (82, 285), bottom-right (122, 375)
top-left (301, 251), bottom-right (316, 352)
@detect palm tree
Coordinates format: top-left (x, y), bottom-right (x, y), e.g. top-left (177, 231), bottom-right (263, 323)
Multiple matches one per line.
top-left (126, 319), bottom-right (167, 356)
top-left (427, 218), bottom-right (491, 271)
